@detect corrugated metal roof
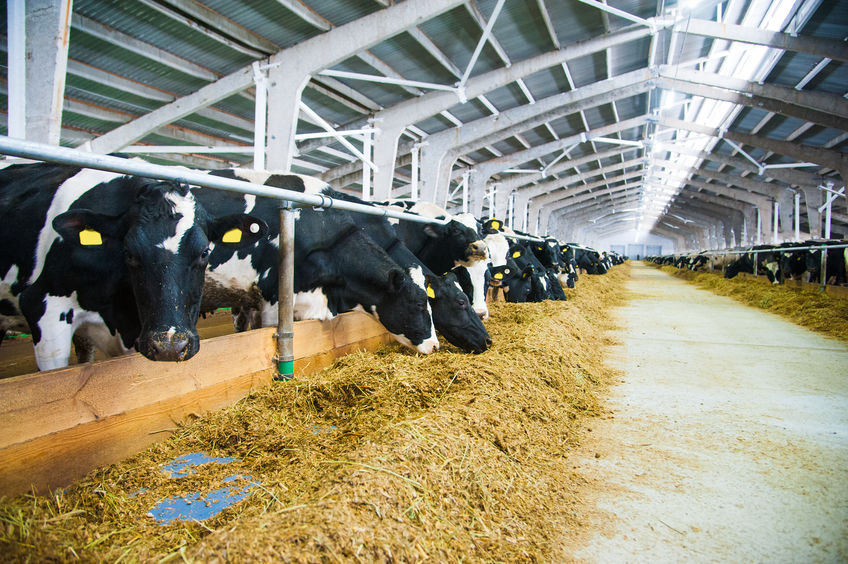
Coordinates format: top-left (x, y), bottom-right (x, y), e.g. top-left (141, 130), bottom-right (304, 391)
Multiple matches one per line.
top-left (0, 0), bottom-right (844, 246)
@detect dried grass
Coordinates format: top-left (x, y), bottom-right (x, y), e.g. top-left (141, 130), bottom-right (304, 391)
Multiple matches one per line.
top-left (654, 264), bottom-right (848, 343)
top-left (0, 265), bottom-right (631, 563)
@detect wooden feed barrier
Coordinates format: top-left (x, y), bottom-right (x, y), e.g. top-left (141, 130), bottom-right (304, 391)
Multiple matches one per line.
top-left (0, 312), bottom-right (394, 497)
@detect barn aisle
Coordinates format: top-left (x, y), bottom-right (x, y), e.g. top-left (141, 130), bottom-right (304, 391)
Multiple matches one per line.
top-left (566, 262), bottom-right (848, 563)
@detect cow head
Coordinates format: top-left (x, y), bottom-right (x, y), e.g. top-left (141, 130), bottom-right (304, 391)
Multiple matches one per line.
top-left (422, 219), bottom-right (488, 265)
top-left (54, 181), bottom-right (267, 362)
top-left (426, 272), bottom-right (490, 353)
top-left (370, 266), bottom-right (439, 354)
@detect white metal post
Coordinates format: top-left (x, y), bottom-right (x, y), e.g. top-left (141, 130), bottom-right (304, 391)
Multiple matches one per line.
top-left (7, 0), bottom-right (26, 139)
top-left (362, 129), bottom-right (372, 201)
top-left (252, 62), bottom-right (267, 171)
top-left (461, 171), bottom-right (469, 214)
top-left (508, 192), bottom-right (514, 226)
top-left (756, 208), bottom-right (762, 244)
top-left (773, 201), bottom-right (779, 243)
top-left (410, 143), bottom-right (420, 201)
top-left (825, 194), bottom-right (832, 239)
top-left (794, 192), bottom-right (801, 241)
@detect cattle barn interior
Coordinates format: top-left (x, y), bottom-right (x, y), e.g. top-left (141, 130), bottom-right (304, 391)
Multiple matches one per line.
top-left (1, 0), bottom-right (847, 561)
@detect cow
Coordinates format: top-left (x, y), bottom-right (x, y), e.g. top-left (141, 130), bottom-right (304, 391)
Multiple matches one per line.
top-left (559, 244), bottom-right (578, 288)
top-left (488, 260), bottom-right (534, 302)
top-left (194, 170), bottom-right (440, 354)
top-left (724, 245), bottom-right (782, 283)
top-left (778, 240), bottom-right (848, 285)
top-left (529, 238), bottom-right (568, 300)
top-left (318, 189), bottom-right (491, 353)
top-left (381, 201), bottom-right (491, 319)
top-left (570, 245), bottom-right (601, 274)
top-left (0, 162), bottom-right (266, 370)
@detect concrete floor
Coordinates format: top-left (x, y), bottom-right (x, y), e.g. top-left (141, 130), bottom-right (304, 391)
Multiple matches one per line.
top-left (568, 262), bottom-right (848, 563)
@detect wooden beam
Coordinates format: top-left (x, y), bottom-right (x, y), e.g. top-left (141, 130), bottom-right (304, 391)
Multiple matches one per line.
top-left (0, 311), bottom-right (392, 496)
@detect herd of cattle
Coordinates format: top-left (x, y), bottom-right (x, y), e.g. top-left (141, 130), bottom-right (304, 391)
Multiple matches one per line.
top-left (647, 241), bottom-right (848, 286)
top-left (0, 162), bottom-right (623, 372)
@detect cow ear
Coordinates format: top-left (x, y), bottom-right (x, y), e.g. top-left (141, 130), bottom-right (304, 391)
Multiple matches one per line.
top-left (53, 210), bottom-right (124, 247)
top-left (210, 214), bottom-right (267, 247)
top-left (423, 223), bottom-right (445, 239)
top-left (521, 266), bottom-right (534, 279)
top-left (386, 268), bottom-right (405, 293)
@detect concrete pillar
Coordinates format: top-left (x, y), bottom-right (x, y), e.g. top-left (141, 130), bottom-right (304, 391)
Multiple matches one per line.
top-left (24, 0), bottom-right (73, 144)
top-left (802, 187), bottom-right (823, 239)
top-left (266, 67), bottom-right (310, 170)
top-left (513, 193), bottom-right (529, 231)
top-left (777, 189), bottom-right (796, 242)
top-left (468, 172), bottom-right (488, 217)
top-left (371, 124), bottom-right (406, 200)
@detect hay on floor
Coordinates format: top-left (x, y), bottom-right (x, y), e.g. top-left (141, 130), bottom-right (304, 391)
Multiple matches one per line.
top-left (0, 265), bottom-right (630, 562)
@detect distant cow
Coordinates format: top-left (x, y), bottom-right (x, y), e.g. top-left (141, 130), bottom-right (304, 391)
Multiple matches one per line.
top-left (0, 162), bottom-right (266, 370)
top-left (382, 201), bottom-right (491, 319)
top-left (725, 245), bottom-right (782, 284)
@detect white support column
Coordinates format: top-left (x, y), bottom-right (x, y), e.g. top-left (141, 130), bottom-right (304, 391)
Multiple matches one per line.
top-left (467, 171), bottom-right (487, 217)
top-left (252, 62), bottom-right (268, 170)
top-left (461, 171), bottom-right (469, 214)
top-left (773, 201), bottom-right (779, 244)
top-left (362, 130), bottom-right (372, 201)
top-left (824, 192), bottom-right (833, 239)
top-left (266, 69), bottom-right (310, 171)
top-left (7, 0), bottom-right (26, 139)
top-left (508, 192), bottom-right (514, 226)
top-left (371, 124), bottom-right (405, 200)
top-left (24, 0), bottom-right (73, 144)
top-left (794, 192), bottom-right (801, 241)
top-left (756, 207), bottom-right (762, 244)
top-left (410, 142), bottom-right (421, 201)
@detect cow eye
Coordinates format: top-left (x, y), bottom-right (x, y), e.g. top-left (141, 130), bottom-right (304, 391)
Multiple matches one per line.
top-left (200, 248), bottom-right (211, 259)
top-left (125, 252), bottom-right (141, 268)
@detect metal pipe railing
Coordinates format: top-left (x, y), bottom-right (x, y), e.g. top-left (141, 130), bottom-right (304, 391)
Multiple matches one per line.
top-left (0, 136), bottom-right (451, 380)
top-left (0, 136), bottom-right (448, 226)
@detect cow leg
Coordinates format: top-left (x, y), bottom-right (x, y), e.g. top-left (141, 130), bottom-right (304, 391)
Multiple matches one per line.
top-left (32, 321), bottom-right (75, 371)
top-left (72, 332), bottom-right (96, 363)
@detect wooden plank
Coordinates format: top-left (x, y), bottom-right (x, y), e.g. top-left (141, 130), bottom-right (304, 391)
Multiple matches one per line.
top-left (0, 328), bottom-right (276, 449)
top-left (0, 311), bottom-right (392, 497)
top-left (294, 333), bottom-right (396, 377)
top-left (0, 368), bottom-right (272, 495)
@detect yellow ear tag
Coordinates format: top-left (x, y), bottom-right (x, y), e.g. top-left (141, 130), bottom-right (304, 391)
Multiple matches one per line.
top-left (426, 285), bottom-right (435, 299)
top-left (494, 272), bottom-right (503, 280)
top-left (222, 228), bottom-right (242, 244)
top-left (491, 220), bottom-right (500, 229)
top-left (512, 251), bottom-right (521, 258)
top-left (79, 228), bottom-right (102, 246)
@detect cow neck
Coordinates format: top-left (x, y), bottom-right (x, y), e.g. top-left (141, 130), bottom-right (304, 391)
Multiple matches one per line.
top-left (384, 236), bottom-right (404, 256)
top-left (302, 223), bottom-right (360, 259)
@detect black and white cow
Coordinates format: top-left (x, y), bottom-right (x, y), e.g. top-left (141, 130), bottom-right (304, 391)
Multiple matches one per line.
top-left (194, 170), bottom-right (440, 354)
top-left (529, 238), bottom-right (568, 300)
top-left (382, 202), bottom-right (491, 319)
top-left (778, 240), bottom-right (848, 285)
top-left (0, 162), bottom-right (266, 370)
top-left (318, 189), bottom-right (491, 353)
top-left (724, 245), bottom-right (782, 284)
top-left (559, 244), bottom-right (578, 288)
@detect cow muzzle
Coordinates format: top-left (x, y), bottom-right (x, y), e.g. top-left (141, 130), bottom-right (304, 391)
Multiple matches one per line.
top-left (140, 330), bottom-right (197, 361)
top-left (466, 241), bottom-right (489, 261)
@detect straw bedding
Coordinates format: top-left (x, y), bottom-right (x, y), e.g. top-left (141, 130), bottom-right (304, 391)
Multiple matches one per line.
top-left (0, 266), bottom-right (629, 562)
top-left (654, 264), bottom-right (848, 343)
